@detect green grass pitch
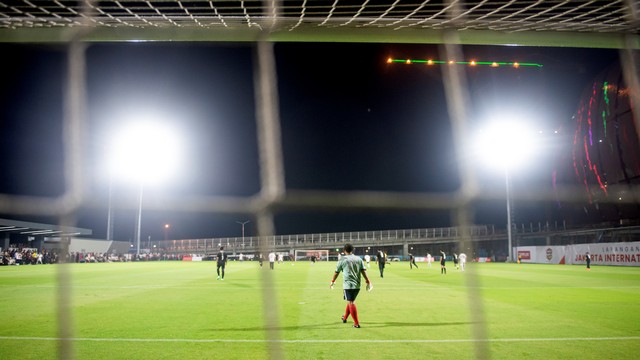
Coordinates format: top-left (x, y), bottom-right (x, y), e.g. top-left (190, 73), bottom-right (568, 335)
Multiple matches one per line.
top-left (1, 260), bottom-right (639, 359)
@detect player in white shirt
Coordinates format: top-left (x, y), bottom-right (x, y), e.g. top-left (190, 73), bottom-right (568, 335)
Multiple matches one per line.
top-left (268, 252), bottom-right (276, 270)
top-left (458, 253), bottom-right (467, 271)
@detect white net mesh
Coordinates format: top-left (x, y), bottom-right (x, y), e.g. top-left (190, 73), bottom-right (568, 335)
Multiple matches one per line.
top-left (0, 0), bottom-right (638, 47)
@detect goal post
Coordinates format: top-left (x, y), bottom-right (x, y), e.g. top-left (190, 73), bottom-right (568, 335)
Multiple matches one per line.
top-left (293, 249), bottom-right (329, 261)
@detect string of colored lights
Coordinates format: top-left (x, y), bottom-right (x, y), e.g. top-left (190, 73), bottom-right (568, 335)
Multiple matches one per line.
top-left (386, 58), bottom-right (543, 68)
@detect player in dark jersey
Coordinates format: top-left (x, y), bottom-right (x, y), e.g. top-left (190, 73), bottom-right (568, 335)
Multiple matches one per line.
top-left (440, 250), bottom-right (447, 275)
top-left (376, 249), bottom-right (386, 278)
top-left (216, 246), bottom-right (227, 280)
top-left (409, 253), bottom-right (418, 269)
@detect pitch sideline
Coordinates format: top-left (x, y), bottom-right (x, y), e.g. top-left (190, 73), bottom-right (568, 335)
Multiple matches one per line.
top-left (1, 336), bottom-right (638, 343)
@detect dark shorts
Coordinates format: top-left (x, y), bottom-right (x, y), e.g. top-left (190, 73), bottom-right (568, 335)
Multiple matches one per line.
top-left (217, 262), bottom-right (225, 269)
top-left (343, 288), bottom-right (360, 302)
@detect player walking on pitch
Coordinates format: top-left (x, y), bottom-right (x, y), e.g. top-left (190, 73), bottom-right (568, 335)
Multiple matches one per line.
top-left (440, 250), bottom-right (447, 275)
top-left (268, 252), bottom-right (276, 270)
top-left (409, 253), bottom-right (418, 269)
top-left (376, 249), bottom-right (386, 278)
top-left (216, 246), bottom-right (227, 280)
top-left (330, 243), bottom-right (372, 328)
top-left (458, 253), bottom-right (467, 271)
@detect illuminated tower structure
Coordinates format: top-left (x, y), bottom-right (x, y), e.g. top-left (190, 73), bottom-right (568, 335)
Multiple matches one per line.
top-left (554, 61), bottom-right (640, 224)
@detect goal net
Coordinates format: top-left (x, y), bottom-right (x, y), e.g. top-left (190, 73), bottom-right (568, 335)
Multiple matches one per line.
top-left (2, 2), bottom-right (638, 360)
top-left (293, 249), bottom-right (329, 262)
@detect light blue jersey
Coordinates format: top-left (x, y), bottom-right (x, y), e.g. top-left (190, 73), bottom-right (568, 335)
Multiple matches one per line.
top-left (335, 254), bottom-right (366, 290)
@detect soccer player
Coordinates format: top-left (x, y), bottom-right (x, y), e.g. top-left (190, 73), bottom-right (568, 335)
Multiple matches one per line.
top-left (439, 250), bottom-right (447, 275)
top-left (376, 249), bottom-right (386, 278)
top-left (586, 252), bottom-right (591, 270)
top-left (216, 246), bottom-right (227, 280)
top-left (426, 253), bottom-right (433, 268)
top-left (453, 253), bottom-right (459, 270)
top-left (330, 243), bottom-right (372, 328)
top-left (364, 253), bottom-right (371, 269)
top-left (268, 252), bottom-right (276, 270)
top-left (458, 252), bottom-right (467, 271)
top-left (409, 253), bottom-right (418, 269)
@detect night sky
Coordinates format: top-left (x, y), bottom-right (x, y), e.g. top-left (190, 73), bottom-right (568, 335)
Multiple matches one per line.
top-left (0, 41), bottom-right (619, 241)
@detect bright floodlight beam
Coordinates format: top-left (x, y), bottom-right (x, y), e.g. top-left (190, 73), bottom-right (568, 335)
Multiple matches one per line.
top-left (109, 122), bottom-right (181, 185)
top-left (474, 120), bottom-right (536, 263)
top-left (108, 122), bottom-right (182, 256)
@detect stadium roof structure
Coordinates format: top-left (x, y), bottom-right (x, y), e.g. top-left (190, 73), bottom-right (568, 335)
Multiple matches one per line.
top-left (0, 218), bottom-right (92, 237)
top-left (0, 0), bottom-right (638, 48)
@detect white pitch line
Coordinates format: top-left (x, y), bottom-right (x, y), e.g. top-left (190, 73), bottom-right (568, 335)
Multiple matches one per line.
top-left (1, 336), bottom-right (638, 344)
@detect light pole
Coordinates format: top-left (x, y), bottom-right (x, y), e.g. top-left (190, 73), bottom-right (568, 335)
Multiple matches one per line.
top-left (107, 121), bottom-right (182, 258)
top-left (236, 220), bottom-right (250, 247)
top-left (135, 183), bottom-right (144, 255)
top-left (106, 175), bottom-right (114, 241)
top-left (505, 168), bottom-right (513, 263)
top-left (473, 119), bottom-right (536, 263)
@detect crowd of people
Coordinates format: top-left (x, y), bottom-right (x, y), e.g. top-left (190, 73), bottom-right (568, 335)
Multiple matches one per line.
top-left (1, 248), bottom-right (60, 265)
top-left (0, 247), bottom-right (199, 266)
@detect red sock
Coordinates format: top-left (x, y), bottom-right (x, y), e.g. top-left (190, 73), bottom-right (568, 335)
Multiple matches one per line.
top-left (350, 303), bottom-right (359, 325)
top-left (343, 304), bottom-right (351, 320)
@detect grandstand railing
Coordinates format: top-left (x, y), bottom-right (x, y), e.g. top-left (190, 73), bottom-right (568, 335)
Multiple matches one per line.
top-left (151, 222), bottom-right (563, 253)
top-left (152, 222), bottom-right (640, 255)
top-left (157, 225), bottom-right (492, 253)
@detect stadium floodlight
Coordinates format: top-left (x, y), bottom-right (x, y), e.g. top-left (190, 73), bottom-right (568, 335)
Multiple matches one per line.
top-left (164, 224), bottom-right (170, 241)
top-left (108, 121), bottom-right (182, 185)
top-left (473, 120), bottom-right (535, 172)
top-left (107, 121), bottom-right (183, 256)
top-left (473, 119), bottom-right (537, 262)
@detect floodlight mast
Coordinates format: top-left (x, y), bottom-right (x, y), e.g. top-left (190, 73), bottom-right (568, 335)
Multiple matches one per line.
top-left (107, 121), bottom-right (182, 258)
top-left (474, 120), bottom-right (536, 263)
top-left (135, 183), bottom-right (144, 256)
top-left (505, 168), bottom-right (513, 263)
top-left (236, 220), bottom-right (251, 248)
top-left (106, 175), bottom-right (114, 241)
